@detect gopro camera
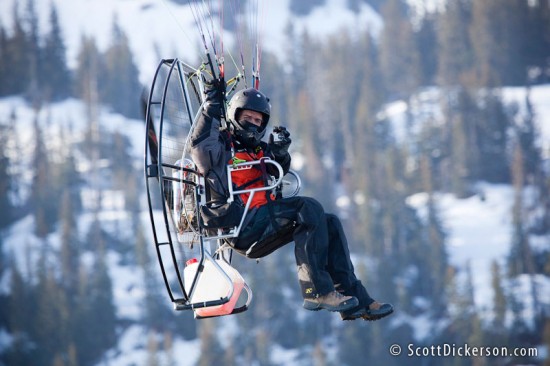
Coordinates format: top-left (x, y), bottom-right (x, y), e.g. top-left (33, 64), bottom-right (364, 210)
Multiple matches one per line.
top-left (272, 126), bottom-right (286, 142)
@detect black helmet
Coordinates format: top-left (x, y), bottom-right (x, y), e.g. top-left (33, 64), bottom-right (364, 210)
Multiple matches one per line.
top-left (226, 88), bottom-right (271, 147)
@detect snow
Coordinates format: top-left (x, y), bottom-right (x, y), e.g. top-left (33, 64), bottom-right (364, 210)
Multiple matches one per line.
top-left (0, 329), bottom-right (13, 351)
top-left (531, 234), bottom-right (550, 253)
top-left (502, 85), bottom-right (550, 157)
top-left (0, 96), bottom-right (151, 331)
top-left (383, 85), bottom-right (550, 153)
top-left (107, 251), bottom-right (145, 321)
top-left (2, 80), bottom-right (550, 363)
top-left (439, 184), bottom-right (514, 313)
top-left (270, 344), bottom-right (302, 365)
top-left (0, 110), bottom-right (188, 362)
top-left (440, 184), bottom-right (513, 269)
top-left (406, 0), bottom-right (447, 27)
top-left (408, 181), bottom-right (550, 330)
top-left (399, 84), bottom-right (550, 329)
top-left (408, 184), bottom-right (513, 311)
top-left (377, 99), bottom-right (409, 142)
top-left (0, 97), bottom-right (145, 162)
top-left (273, 0), bottom-right (383, 41)
top-left (390, 311), bottom-right (442, 341)
top-left (2, 215), bottom-right (44, 279)
top-left (102, 325), bottom-right (200, 366)
top-left (1, 0), bottom-right (549, 359)
top-left (512, 274), bottom-right (550, 327)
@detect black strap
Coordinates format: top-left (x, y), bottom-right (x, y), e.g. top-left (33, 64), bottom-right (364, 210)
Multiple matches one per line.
top-left (259, 159), bottom-right (280, 231)
top-left (234, 176), bottom-right (263, 191)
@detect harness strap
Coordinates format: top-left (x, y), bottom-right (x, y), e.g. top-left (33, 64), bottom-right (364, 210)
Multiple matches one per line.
top-left (234, 175), bottom-right (263, 191)
top-left (259, 159), bottom-right (280, 231)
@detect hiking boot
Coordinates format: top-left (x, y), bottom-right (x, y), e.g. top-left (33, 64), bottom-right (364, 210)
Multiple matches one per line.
top-left (303, 291), bottom-right (359, 312)
top-left (340, 301), bottom-right (394, 321)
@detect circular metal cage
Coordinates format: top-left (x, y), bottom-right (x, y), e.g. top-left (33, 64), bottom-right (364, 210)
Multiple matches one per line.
top-left (144, 59), bottom-right (301, 318)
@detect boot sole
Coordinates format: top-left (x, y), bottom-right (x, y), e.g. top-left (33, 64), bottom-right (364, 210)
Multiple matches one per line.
top-left (341, 306), bottom-right (394, 321)
top-left (361, 308), bottom-right (394, 321)
top-left (303, 297), bottom-right (359, 312)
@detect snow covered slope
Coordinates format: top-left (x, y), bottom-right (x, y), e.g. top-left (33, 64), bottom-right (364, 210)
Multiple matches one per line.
top-left (402, 84), bottom-right (550, 329)
top-left (2, 82), bottom-right (549, 349)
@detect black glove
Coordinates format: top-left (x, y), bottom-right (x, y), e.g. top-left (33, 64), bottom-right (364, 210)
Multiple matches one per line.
top-left (268, 126), bottom-right (292, 159)
top-left (202, 76), bottom-right (226, 119)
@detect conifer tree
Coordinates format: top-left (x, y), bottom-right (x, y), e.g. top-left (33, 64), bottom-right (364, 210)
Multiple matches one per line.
top-left (416, 13), bottom-right (437, 85)
top-left (0, 25), bottom-right (8, 96)
top-left (125, 175), bottom-right (141, 231)
top-left (0, 237), bottom-right (4, 286)
top-left (282, 22), bottom-right (307, 95)
top-left (59, 190), bottom-right (80, 297)
top-left (163, 331), bottom-right (177, 366)
top-left (5, 2), bottom-right (30, 95)
top-left (197, 319), bottom-right (224, 366)
top-left (245, 252), bottom-right (301, 349)
top-left (6, 109), bottom-right (23, 206)
top-left (31, 117), bottom-right (58, 237)
top-left (441, 88), bottom-right (479, 197)
top-left (519, 91), bottom-right (542, 184)
top-left (135, 223), bottom-right (178, 334)
top-left (503, 0), bottom-right (531, 84)
top-left (509, 139), bottom-right (541, 322)
top-left (34, 256), bottom-right (67, 365)
top-left (111, 132), bottom-right (134, 191)
top-left (320, 34), bottom-right (360, 192)
top-left (66, 343), bottom-right (79, 366)
top-left (450, 261), bottom-right (484, 357)
top-left (469, 0), bottom-right (501, 87)
top-left (476, 93), bottom-right (510, 183)
top-left (75, 35), bottom-right (104, 122)
top-left (543, 318), bottom-right (550, 366)
top-left (89, 226), bottom-right (117, 356)
top-left (42, 2), bottom-right (71, 100)
top-left (468, 314), bottom-right (487, 366)
top-left (253, 329), bottom-right (271, 365)
top-left (57, 126), bottom-right (83, 213)
top-left (292, 89), bottom-right (330, 201)
top-left (75, 35), bottom-right (104, 213)
top-left (223, 335), bottom-right (237, 365)
top-left (490, 260), bottom-right (507, 333)
top-left (6, 262), bottom-right (34, 366)
top-left (436, 0), bottom-right (473, 87)
top-left (0, 124), bottom-right (13, 228)
top-left (420, 155), bottom-right (449, 316)
top-left (146, 331), bottom-right (160, 366)
top-left (379, 0), bottom-right (421, 98)
top-left (72, 264), bottom-right (95, 365)
top-left (349, 33), bottom-right (383, 254)
top-left (526, 0), bottom-right (550, 76)
top-left (339, 322), bottom-right (387, 365)
top-left (24, 0), bottom-right (42, 106)
top-left (103, 16), bottom-right (142, 118)
top-left (69, 219), bottom-right (117, 364)
top-left (508, 141), bottom-right (533, 277)
top-left (470, 0), bottom-right (530, 86)
top-left (312, 341), bottom-right (327, 366)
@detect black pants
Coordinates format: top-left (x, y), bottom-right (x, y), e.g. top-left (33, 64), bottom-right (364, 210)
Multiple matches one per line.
top-left (233, 196), bottom-right (374, 305)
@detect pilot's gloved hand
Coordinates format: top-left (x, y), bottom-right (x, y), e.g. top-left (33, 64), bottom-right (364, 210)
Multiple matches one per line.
top-left (268, 126), bottom-right (292, 159)
top-left (203, 76), bottom-right (226, 119)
